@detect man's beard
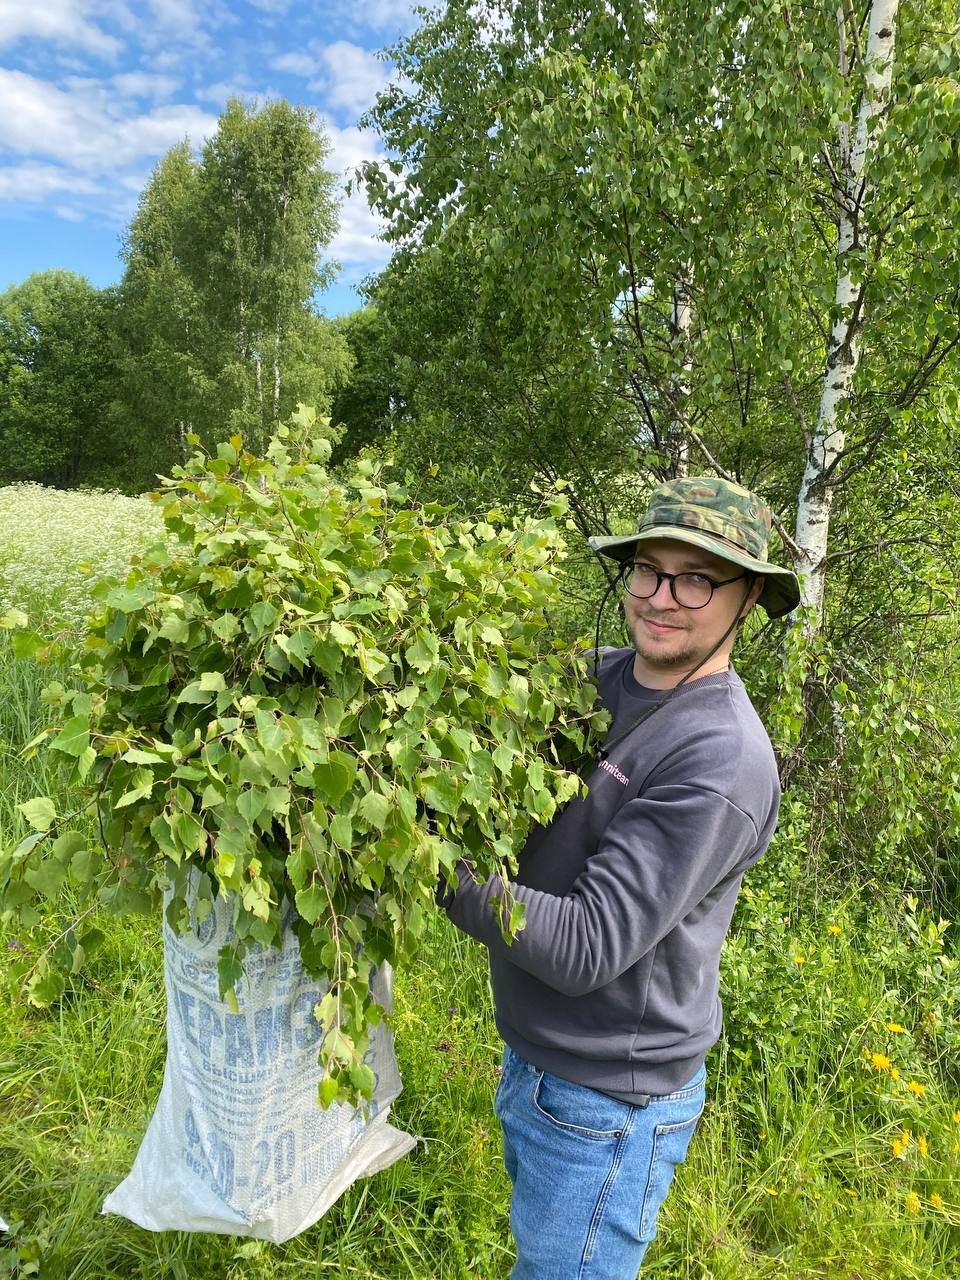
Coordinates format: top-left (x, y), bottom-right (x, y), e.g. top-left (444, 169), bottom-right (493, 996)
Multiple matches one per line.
top-left (630, 614), bottom-right (697, 669)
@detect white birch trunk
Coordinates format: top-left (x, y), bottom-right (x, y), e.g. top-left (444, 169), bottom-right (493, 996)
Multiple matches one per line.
top-left (254, 349), bottom-right (264, 448)
top-left (793, 0), bottom-right (900, 626)
top-left (669, 263), bottom-right (693, 477)
top-left (273, 330), bottom-right (281, 427)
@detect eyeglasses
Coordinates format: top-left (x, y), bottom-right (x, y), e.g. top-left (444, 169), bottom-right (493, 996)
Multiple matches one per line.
top-left (617, 560), bottom-right (748, 609)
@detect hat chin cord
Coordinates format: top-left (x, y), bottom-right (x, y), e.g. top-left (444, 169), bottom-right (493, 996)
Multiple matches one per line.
top-left (596, 577), bottom-right (754, 760)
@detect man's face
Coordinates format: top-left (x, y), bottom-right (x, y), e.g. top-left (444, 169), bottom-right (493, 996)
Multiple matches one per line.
top-left (621, 537), bottom-right (761, 689)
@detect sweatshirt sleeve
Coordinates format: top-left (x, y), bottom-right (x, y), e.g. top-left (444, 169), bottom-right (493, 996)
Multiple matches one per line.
top-left (444, 781), bottom-right (762, 998)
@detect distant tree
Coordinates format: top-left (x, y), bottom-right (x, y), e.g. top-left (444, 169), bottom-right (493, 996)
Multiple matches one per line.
top-left (188, 98), bottom-right (341, 448)
top-left (282, 309), bottom-right (355, 429)
top-left (111, 142), bottom-right (215, 481)
top-left (112, 98), bottom-right (348, 467)
top-left (0, 271), bottom-right (117, 488)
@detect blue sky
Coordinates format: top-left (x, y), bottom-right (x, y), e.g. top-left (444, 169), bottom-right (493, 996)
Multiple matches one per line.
top-left (0, 0), bottom-right (420, 316)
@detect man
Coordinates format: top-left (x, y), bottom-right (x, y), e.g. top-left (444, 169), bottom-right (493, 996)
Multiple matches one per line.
top-left (441, 477), bottom-right (800, 1279)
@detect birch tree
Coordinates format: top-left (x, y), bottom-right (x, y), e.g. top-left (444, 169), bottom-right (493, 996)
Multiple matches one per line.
top-left (793, 1), bottom-right (899, 623)
top-left (114, 142), bottom-right (213, 475)
top-left (357, 0), bottom-right (960, 892)
top-left (189, 99), bottom-right (340, 449)
top-left (113, 100), bottom-right (347, 467)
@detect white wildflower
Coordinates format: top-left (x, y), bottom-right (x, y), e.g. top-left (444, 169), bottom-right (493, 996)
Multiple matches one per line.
top-left (0, 483), bottom-right (164, 633)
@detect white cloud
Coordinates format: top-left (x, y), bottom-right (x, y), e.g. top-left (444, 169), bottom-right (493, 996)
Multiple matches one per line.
top-left (248, 0), bottom-right (294, 13)
top-left (363, 0), bottom-right (418, 28)
top-left (0, 69), bottom-right (217, 170)
top-left (323, 120), bottom-right (381, 177)
top-left (117, 169), bottom-right (153, 193)
top-left (270, 51), bottom-right (317, 77)
top-left (326, 0), bottom-right (418, 33)
top-left (0, 1), bottom-right (414, 277)
top-left (146, 48), bottom-right (184, 72)
top-left (111, 71), bottom-right (179, 99)
top-left (321, 120), bottom-right (391, 272)
top-left (61, 70), bottom-right (179, 106)
top-left (329, 189), bottom-right (391, 271)
top-left (96, 2), bottom-right (140, 38)
top-left (0, 161), bottom-right (99, 202)
top-left (195, 79), bottom-right (266, 106)
top-left (148, 0), bottom-right (201, 27)
top-left (0, 0), bottom-right (123, 58)
top-left (311, 41), bottom-right (390, 119)
top-left (115, 103), bottom-right (220, 157)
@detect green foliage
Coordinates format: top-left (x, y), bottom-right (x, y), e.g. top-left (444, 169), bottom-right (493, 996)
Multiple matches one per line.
top-left (3, 578), bottom-right (960, 1276)
top-left (714, 877), bottom-right (960, 1270)
top-left (5, 869), bottom-right (960, 1278)
top-left (328, 307), bottom-right (397, 463)
top-left (108, 100), bottom-right (349, 485)
top-left (0, 407), bottom-right (605, 1103)
top-left (363, 0), bottom-right (960, 596)
top-left (0, 272), bottom-right (119, 489)
top-left (0, 101), bottom-right (350, 496)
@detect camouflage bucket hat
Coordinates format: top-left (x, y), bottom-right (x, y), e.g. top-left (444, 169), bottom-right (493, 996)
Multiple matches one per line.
top-left (588, 476), bottom-right (801, 619)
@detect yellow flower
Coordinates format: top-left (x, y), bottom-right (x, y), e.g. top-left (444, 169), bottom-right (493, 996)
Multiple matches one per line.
top-left (931, 1193), bottom-right (944, 1210)
top-left (844, 1187), bottom-right (858, 1199)
top-left (764, 1187), bottom-right (778, 1196)
top-left (891, 1067), bottom-right (901, 1081)
top-left (793, 953), bottom-right (806, 966)
top-left (885, 1022), bottom-right (906, 1033)
top-left (828, 923), bottom-right (843, 935)
top-left (918, 1135), bottom-right (929, 1157)
top-left (870, 1052), bottom-right (891, 1071)
top-left (905, 1191), bottom-right (921, 1214)
top-left (952, 1110), bottom-right (960, 1124)
top-left (901, 1129), bottom-right (912, 1147)
top-left (892, 1138), bottom-right (906, 1158)
top-left (907, 1080), bottom-right (926, 1098)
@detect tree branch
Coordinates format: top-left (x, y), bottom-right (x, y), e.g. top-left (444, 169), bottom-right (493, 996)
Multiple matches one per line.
top-left (780, 374), bottom-right (813, 448)
top-left (688, 425), bottom-right (803, 559)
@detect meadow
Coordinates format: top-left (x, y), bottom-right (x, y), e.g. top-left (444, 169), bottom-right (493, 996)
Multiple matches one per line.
top-left (1, 487), bottom-right (959, 1279)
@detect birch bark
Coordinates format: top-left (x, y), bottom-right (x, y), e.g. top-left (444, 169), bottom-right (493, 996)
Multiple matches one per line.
top-left (793, 0), bottom-right (900, 626)
top-left (273, 329), bottom-right (282, 427)
top-left (254, 348), bottom-right (264, 447)
top-left (669, 263), bottom-right (693, 478)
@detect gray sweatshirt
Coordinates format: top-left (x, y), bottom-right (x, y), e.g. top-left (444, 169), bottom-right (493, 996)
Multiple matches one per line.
top-left (444, 647), bottom-right (780, 1096)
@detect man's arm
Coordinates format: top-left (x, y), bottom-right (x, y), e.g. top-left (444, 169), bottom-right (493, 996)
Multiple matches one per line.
top-left (443, 783), bottom-right (761, 998)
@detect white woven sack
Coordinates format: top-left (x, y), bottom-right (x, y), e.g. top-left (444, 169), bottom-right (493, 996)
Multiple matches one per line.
top-left (103, 893), bottom-right (415, 1241)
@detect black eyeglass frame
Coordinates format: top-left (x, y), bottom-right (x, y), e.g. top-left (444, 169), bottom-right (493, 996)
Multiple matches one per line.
top-left (617, 559), bottom-right (750, 609)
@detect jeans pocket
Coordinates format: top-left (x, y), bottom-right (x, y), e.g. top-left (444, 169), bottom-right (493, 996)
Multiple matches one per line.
top-left (532, 1071), bottom-right (627, 1141)
top-left (639, 1106), bottom-right (703, 1241)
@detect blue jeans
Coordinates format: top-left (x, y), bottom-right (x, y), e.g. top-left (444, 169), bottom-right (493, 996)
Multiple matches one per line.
top-left (494, 1046), bottom-right (705, 1279)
